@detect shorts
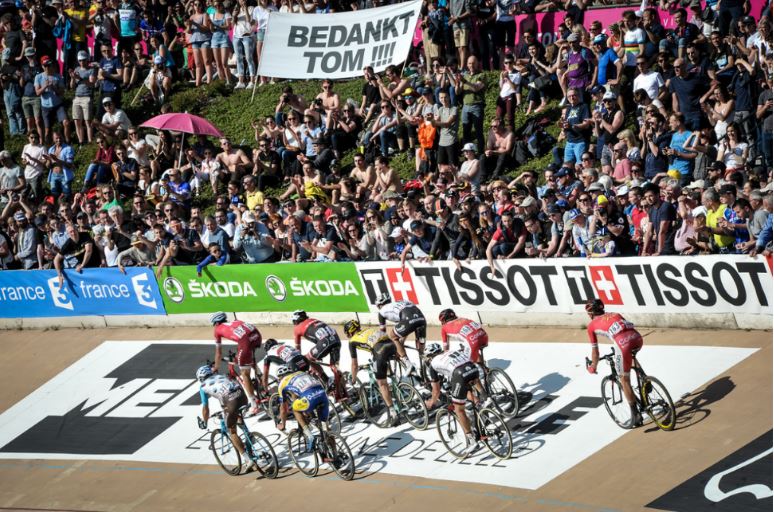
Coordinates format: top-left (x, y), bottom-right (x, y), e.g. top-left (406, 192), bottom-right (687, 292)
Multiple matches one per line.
top-left (211, 31), bottom-right (231, 49)
top-left (22, 96), bottom-right (41, 119)
top-left (372, 340), bottom-right (398, 380)
top-left (309, 336), bottom-right (341, 364)
top-left (437, 143), bottom-right (457, 166)
top-left (235, 335), bottom-right (262, 368)
top-left (223, 389), bottom-right (248, 428)
top-left (613, 333), bottom-right (643, 374)
top-left (600, 144), bottom-right (614, 167)
top-left (190, 39), bottom-right (211, 50)
top-left (42, 105), bottom-right (67, 128)
top-left (292, 388), bottom-right (329, 422)
top-left (453, 27), bottom-right (470, 48)
top-left (394, 306), bottom-right (427, 340)
top-left (72, 96), bottom-right (93, 121)
top-left (256, 29), bottom-right (266, 42)
top-left (289, 354), bottom-right (309, 373)
top-left (463, 334), bottom-right (489, 364)
top-left (449, 362), bottom-right (479, 404)
top-left (604, 82), bottom-right (621, 96)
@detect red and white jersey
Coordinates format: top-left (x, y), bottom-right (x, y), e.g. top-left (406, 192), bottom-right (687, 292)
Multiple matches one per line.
top-left (587, 313), bottom-right (641, 349)
top-left (213, 320), bottom-right (261, 345)
top-left (265, 343), bottom-right (301, 365)
top-left (440, 318), bottom-right (489, 361)
top-left (429, 349), bottom-right (470, 381)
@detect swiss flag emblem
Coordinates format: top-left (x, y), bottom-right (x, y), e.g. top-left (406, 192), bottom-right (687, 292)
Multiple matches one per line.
top-left (589, 266), bottom-right (623, 305)
top-left (385, 268), bottom-right (418, 303)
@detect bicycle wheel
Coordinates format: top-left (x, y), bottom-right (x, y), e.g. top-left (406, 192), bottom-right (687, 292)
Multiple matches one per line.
top-left (435, 408), bottom-right (467, 459)
top-left (245, 431), bottom-right (279, 479)
top-left (640, 376), bottom-right (676, 431)
top-left (486, 368), bottom-right (519, 419)
top-left (477, 408), bottom-right (512, 460)
top-left (268, 392), bottom-right (282, 424)
top-left (210, 430), bottom-right (241, 475)
top-left (287, 428), bottom-right (319, 477)
top-left (396, 382), bottom-right (429, 430)
top-left (359, 382), bottom-right (391, 428)
top-left (324, 432), bottom-right (355, 481)
top-left (326, 397), bottom-right (342, 435)
top-left (600, 375), bottom-right (633, 429)
top-left (338, 372), bottom-right (362, 420)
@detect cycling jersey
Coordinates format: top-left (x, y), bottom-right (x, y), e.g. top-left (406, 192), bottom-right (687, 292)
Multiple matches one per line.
top-left (199, 374), bottom-right (245, 428)
top-left (377, 300), bottom-right (418, 324)
top-left (440, 318), bottom-right (489, 363)
top-left (263, 343), bottom-right (308, 373)
top-left (214, 320), bottom-right (262, 367)
top-left (427, 349), bottom-right (471, 382)
top-left (348, 327), bottom-right (397, 380)
top-left (294, 318), bottom-right (341, 363)
top-left (278, 371), bottom-right (329, 422)
top-left (427, 349), bottom-right (479, 404)
top-left (378, 301), bottom-right (426, 340)
top-left (588, 312), bottom-right (643, 373)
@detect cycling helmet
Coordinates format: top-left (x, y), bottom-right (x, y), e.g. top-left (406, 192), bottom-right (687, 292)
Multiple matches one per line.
top-left (264, 338), bottom-right (279, 351)
top-left (425, 343), bottom-right (443, 358)
top-left (438, 308), bottom-right (457, 324)
top-left (291, 310), bottom-right (308, 325)
top-left (375, 292), bottom-right (391, 308)
top-left (210, 311), bottom-right (227, 325)
top-left (585, 298), bottom-right (605, 316)
top-left (343, 319), bottom-right (361, 337)
top-left (276, 365), bottom-right (292, 379)
top-left (196, 365), bottom-right (214, 382)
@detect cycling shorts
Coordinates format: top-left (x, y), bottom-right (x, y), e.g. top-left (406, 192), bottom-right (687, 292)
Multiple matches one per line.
top-left (309, 337), bottom-right (341, 364)
top-left (613, 333), bottom-right (643, 374)
top-left (449, 362), bottom-right (479, 405)
top-left (223, 389), bottom-right (248, 428)
top-left (465, 335), bottom-right (488, 363)
top-left (394, 306), bottom-right (427, 339)
top-left (372, 340), bottom-right (397, 380)
top-left (291, 388), bottom-right (329, 422)
top-left (236, 336), bottom-right (261, 368)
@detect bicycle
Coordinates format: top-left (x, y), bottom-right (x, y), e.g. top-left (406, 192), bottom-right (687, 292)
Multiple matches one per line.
top-left (286, 409), bottom-right (356, 481)
top-left (309, 359), bottom-right (361, 421)
top-left (217, 352), bottom-right (278, 419)
top-left (198, 406), bottom-right (279, 478)
top-left (357, 361), bottom-right (429, 430)
top-left (268, 388), bottom-right (343, 435)
top-left (435, 398), bottom-right (513, 460)
top-left (587, 347), bottom-right (677, 431)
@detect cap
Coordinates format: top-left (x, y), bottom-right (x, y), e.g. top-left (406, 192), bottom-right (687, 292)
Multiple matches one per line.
top-left (692, 206), bottom-right (707, 218)
top-left (402, 87), bottom-right (414, 97)
top-left (40, 55), bottom-right (52, 65)
top-left (77, 50), bottom-right (89, 61)
top-left (292, 210), bottom-right (306, 220)
top-left (689, 0), bottom-right (701, 7)
top-left (153, 55), bottom-right (164, 65)
top-left (242, 212), bottom-right (256, 223)
top-left (742, 15), bottom-right (755, 24)
top-left (602, 91), bottom-right (617, 101)
top-left (761, 182), bottom-right (773, 193)
top-left (555, 199), bottom-right (570, 209)
top-left (555, 167), bottom-right (571, 178)
top-left (521, 196), bottom-right (536, 208)
top-left (588, 182), bottom-right (605, 192)
top-left (102, 96), bottom-right (114, 104)
top-left (592, 34), bottom-right (607, 45)
top-left (546, 204), bottom-right (561, 215)
top-left (259, 212), bottom-right (269, 221)
top-left (13, 211), bottom-right (25, 222)
top-left (410, 220), bottom-right (424, 231)
top-left (389, 226), bottom-right (404, 239)
top-left (0, 150), bottom-right (11, 160)
top-left (24, 47), bottom-right (35, 57)
top-left (686, 180), bottom-right (705, 189)
top-left (597, 195), bottom-right (609, 206)
top-left (567, 33), bottom-right (579, 42)
top-left (568, 208), bottom-right (582, 220)
top-left (462, 142), bottom-right (477, 153)
top-left (709, 161), bottom-right (727, 171)
top-left (589, 85), bottom-right (605, 95)
top-left (616, 185), bottom-right (629, 197)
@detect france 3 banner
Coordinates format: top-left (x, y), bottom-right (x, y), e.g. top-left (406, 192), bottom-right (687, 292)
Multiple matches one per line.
top-left (0, 268), bottom-right (165, 318)
top-left (258, 1), bottom-right (422, 80)
top-left (355, 255), bottom-right (773, 317)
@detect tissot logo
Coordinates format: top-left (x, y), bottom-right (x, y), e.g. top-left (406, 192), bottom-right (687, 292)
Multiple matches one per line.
top-left (385, 268), bottom-right (418, 303)
top-left (359, 268), bottom-right (390, 304)
top-left (588, 266), bottom-right (622, 305)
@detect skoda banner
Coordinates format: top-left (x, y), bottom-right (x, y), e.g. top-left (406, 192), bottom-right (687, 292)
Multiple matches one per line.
top-left (157, 263), bottom-right (369, 314)
top-left (0, 268), bottom-right (165, 318)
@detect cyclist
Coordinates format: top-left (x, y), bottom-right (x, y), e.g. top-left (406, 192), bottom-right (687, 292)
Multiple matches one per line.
top-left (439, 309), bottom-right (489, 364)
top-left (261, 338), bottom-right (309, 390)
top-left (291, 310), bottom-right (342, 391)
top-left (210, 312), bottom-right (263, 415)
top-left (375, 292), bottom-right (426, 375)
top-left (275, 365), bottom-right (329, 451)
top-left (344, 319), bottom-right (400, 427)
top-left (585, 298), bottom-right (644, 427)
top-left (423, 343), bottom-right (491, 456)
top-left (196, 365), bottom-right (255, 474)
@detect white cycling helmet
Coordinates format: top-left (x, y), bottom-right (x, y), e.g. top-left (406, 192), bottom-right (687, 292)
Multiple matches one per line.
top-left (425, 343), bottom-right (443, 358)
top-left (210, 311), bottom-right (227, 325)
top-left (276, 365), bottom-right (292, 378)
top-left (196, 365), bottom-right (214, 382)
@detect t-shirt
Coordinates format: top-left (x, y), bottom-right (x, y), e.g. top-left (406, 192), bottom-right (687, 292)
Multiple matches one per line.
top-left (433, 105), bottom-right (458, 146)
top-left (668, 75), bottom-right (704, 115)
top-left (118, 3), bottom-right (139, 37)
top-left (99, 56), bottom-right (122, 93)
top-left (759, 89), bottom-right (773, 133)
top-left (461, 72), bottom-right (485, 105)
top-left (597, 48), bottom-right (619, 86)
top-left (622, 28), bottom-right (645, 67)
top-left (73, 67), bottom-right (95, 97)
top-left (731, 69), bottom-right (753, 112)
top-left (633, 71), bottom-right (664, 101)
top-left (102, 109), bottom-right (132, 131)
top-left (34, 72), bottom-right (64, 108)
top-left (669, 129), bottom-right (695, 176)
top-left (648, 201), bottom-right (676, 254)
top-left (65, 8), bottom-right (89, 42)
top-left (564, 102), bottom-right (591, 143)
top-left (60, 232), bottom-right (99, 267)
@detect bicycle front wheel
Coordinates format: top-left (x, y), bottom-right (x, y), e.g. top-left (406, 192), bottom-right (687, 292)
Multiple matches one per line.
top-left (324, 433), bottom-right (356, 481)
top-left (641, 376), bottom-right (676, 431)
top-left (601, 375), bottom-right (632, 429)
top-left (360, 381), bottom-right (391, 428)
top-left (478, 408), bottom-right (512, 460)
top-left (396, 382), bottom-right (429, 430)
top-left (486, 368), bottom-right (519, 419)
top-left (210, 430), bottom-right (241, 475)
top-left (246, 431), bottom-right (279, 478)
top-left (435, 408), bottom-right (467, 459)
top-left (287, 428), bottom-right (319, 477)
top-left (339, 372), bottom-right (362, 420)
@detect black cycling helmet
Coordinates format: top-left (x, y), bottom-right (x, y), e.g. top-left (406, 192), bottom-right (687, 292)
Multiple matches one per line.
top-left (264, 338), bottom-right (279, 351)
top-left (438, 308), bottom-right (457, 324)
top-left (291, 310), bottom-right (308, 325)
top-left (585, 298), bottom-right (605, 316)
top-left (343, 319), bottom-right (361, 337)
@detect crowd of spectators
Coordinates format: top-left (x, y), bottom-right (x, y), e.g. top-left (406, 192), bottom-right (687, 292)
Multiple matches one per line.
top-left (0, 0), bottom-right (771, 278)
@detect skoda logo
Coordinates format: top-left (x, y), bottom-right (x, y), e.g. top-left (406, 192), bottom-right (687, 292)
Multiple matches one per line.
top-left (163, 277), bottom-right (185, 303)
top-left (265, 275), bottom-right (287, 302)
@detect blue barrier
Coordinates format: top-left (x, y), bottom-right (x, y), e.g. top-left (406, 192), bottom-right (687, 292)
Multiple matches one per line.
top-left (0, 268), bottom-right (166, 318)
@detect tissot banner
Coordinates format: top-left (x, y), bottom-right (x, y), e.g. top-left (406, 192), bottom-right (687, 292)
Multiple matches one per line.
top-left (258, 1), bottom-right (422, 79)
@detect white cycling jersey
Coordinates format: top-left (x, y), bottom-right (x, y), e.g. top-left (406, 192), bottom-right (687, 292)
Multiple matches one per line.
top-left (199, 374), bottom-right (241, 405)
top-left (430, 349), bottom-right (470, 381)
top-left (378, 300), bottom-right (417, 323)
top-left (266, 343), bottom-right (301, 364)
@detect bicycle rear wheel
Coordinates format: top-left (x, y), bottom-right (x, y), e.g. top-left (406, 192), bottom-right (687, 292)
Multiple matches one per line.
top-left (210, 430), bottom-right (241, 475)
top-left (326, 397), bottom-right (342, 435)
top-left (246, 431), bottom-right (279, 478)
top-left (359, 382), bottom-right (391, 428)
top-left (478, 408), bottom-right (512, 460)
top-left (287, 428), bottom-right (319, 477)
top-left (435, 408), bottom-right (467, 459)
top-left (339, 372), bottom-right (362, 420)
top-left (601, 375), bottom-right (633, 429)
top-left (486, 368), bottom-right (519, 419)
top-left (396, 382), bottom-right (428, 430)
top-left (268, 392), bottom-right (282, 424)
top-left (324, 433), bottom-right (355, 481)
top-left (640, 376), bottom-right (676, 431)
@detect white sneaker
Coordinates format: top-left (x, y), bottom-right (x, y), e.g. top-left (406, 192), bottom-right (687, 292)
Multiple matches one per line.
top-left (461, 440), bottom-right (480, 457)
top-left (240, 458), bottom-right (255, 474)
top-left (234, 82), bottom-right (246, 90)
top-left (402, 358), bottom-right (416, 376)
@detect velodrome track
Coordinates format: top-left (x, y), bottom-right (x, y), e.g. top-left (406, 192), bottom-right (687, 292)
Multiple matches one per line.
top-left (0, 325), bottom-right (770, 512)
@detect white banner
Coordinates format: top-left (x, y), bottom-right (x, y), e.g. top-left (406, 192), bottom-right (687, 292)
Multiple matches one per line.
top-left (258, 1), bottom-right (422, 79)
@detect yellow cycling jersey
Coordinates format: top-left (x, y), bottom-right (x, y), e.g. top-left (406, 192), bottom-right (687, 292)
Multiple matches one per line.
top-left (348, 328), bottom-right (391, 357)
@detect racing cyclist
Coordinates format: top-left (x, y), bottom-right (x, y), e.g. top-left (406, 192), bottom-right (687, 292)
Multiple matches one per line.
top-left (210, 312), bottom-right (263, 415)
top-left (585, 298), bottom-right (644, 428)
top-left (261, 338), bottom-right (309, 390)
top-left (423, 343), bottom-right (491, 456)
top-left (439, 309), bottom-right (489, 364)
top-left (275, 365), bottom-right (330, 451)
top-left (344, 319), bottom-right (401, 427)
top-left (375, 293), bottom-right (426, 376)
top-left (291, 310), bottom-right (343, 393)
top-left (196, 365), bottom-right (255, 474)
